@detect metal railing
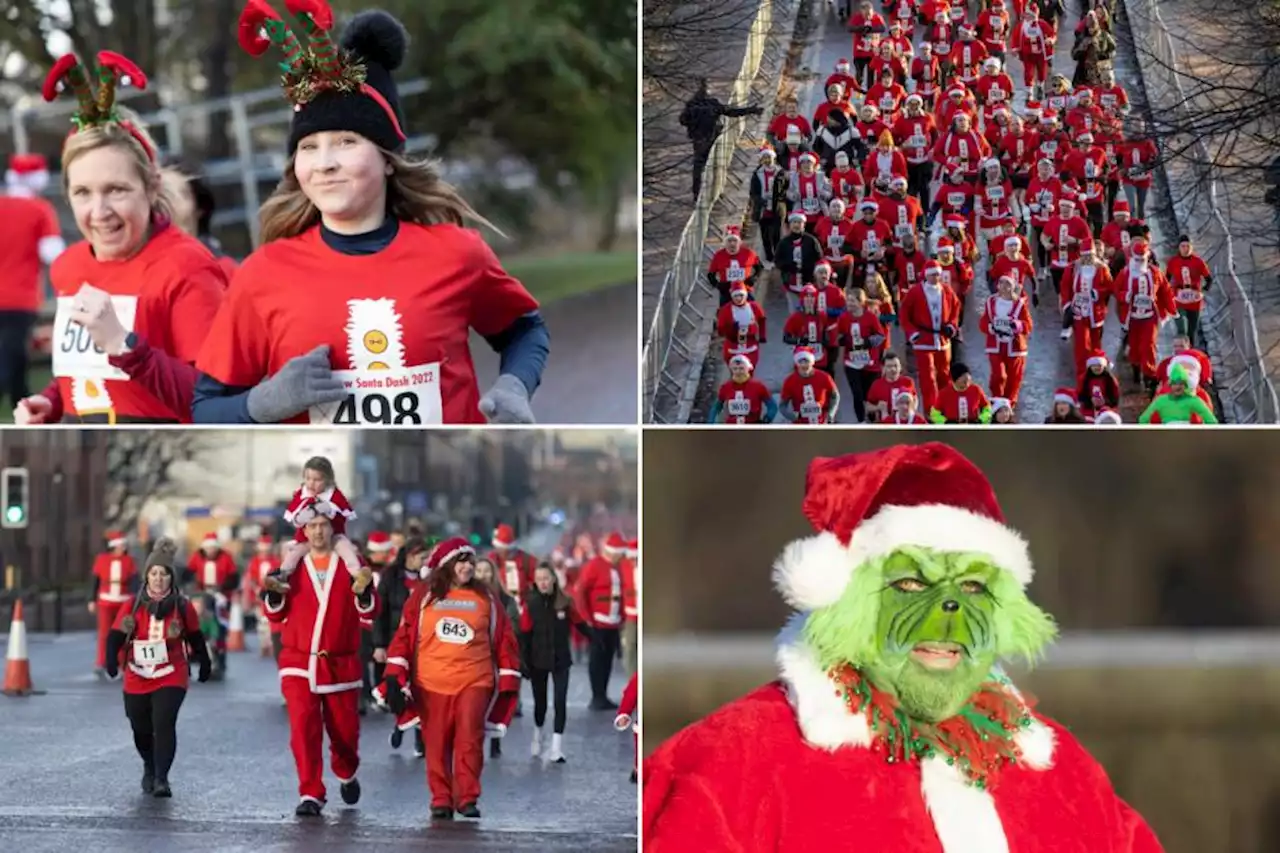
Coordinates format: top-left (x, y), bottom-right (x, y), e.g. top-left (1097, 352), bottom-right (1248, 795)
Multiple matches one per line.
top-left (1123, 0), bottom-right (1280, 423)
top-left (642, 0), bottom-right (775, 424)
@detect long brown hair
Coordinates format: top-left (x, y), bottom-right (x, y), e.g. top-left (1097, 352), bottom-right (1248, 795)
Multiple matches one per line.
top-left (427, 551), bottom-right (479, 601)
top-left (258, 149), bottom-right (500, 244)
top-left (534, 562), bottom-right (572, 610)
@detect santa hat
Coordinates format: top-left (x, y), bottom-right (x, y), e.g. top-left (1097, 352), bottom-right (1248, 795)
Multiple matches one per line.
top-left (1004, 236), bottom-right (1022, 249)
top-left (836, 58), bottom-right (851, 71)
top-left (1093, 409), bottom-right (1122, 425)
top-left (6, 153), bottom-right (50, 192)
top-left (724, 224), bottom-right (742, 238)
top-left (1024, 100), bottom-right (1043, 115)
top-left (201, 532), bottom-right (219, 550)
top-left (858, 199), bottom-right (879, 212)
top-left (728, 354), bottom-right (754, 370)
top-left (799, 152), bottom-right (818, 164)
top-left (793, 346), bottom-right (817, 364)
top-left (944, 214), bottom-right (965, 230)
top-left (730, 281), bottom-right (750, 294)
top-left (257, 534), bottom-right (274, 549)
top-left (602, 532), bottom-right (627, 556)
top-left (772, 444), bottom-right (1034, 612)
top-left (427, 537), bottom-right (475, 574)
top-left (626, 539), bottom-right (639, 558)
top-left (1113, 199), bottom-right (1130, 215)
top-left (367, 530), bottom-right (392, 553)
top-left (787, 210), bottom-right (807, 222)
top-left (492, 523), bottom-right (516, 549)
top-left (1053, 387), bottom-right (1077, 406)
top-left (105, 530), bottom-right (127, 548)
top-left (990, 397), bottom-right (1012, 414)
top-left (924, 261), bottom-right (943, 276)
top-left (759, 145), bottom-right (776, 159)
top-left (1085, 350), bottom-right (1109, 369)
top-left (936, 237), bottom-right (955, 252)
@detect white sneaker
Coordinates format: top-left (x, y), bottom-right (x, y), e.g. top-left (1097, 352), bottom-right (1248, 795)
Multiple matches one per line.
top-left (545, 733), bottom-right (566, 764)
top-left (531, 726), bottom-right (542, 758)
top-left (1060, 327), bottom-right (1072, 340)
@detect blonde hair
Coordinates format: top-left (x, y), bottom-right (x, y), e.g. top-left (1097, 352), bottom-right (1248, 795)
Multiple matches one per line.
top-left (259, 149), bottom-right (499, 244)
top-left (60, 107), bottom-right (173, 222)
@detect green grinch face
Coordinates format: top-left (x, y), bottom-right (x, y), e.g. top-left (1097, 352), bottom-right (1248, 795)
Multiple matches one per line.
top-left (804, 546), bottom-right (1057, 724)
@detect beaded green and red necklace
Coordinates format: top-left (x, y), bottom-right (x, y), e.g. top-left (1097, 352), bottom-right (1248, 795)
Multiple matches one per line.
top-left (830, 664), bottom-right (1034, 789)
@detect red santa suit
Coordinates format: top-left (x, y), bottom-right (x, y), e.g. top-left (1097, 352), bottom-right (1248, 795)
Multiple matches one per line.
top-left (92, 537), bottom-right (137, 670)
top-left (1079, 359), bottom-right (1122, 417)
top-left (910, 54), bottom-right (942, 104)
top-left (615, 674), bottom-right (639, 774)
top-left (715, 295), bottom-right (767, 368)
top-left (263, 548), bottom-right (380, 806)
top-left (893, 248), bottom-right (930, 296)
top-left (1166, 253), bottom-right (1211, 317)
top-left (488, 523), bottom-right (538, 605)
top-left (1063, 261), bottom-right (1114, 379)
top-left (946, 37), bottom-right (989, 85)
top-left (247, 542), bottom-right (283, 652)
top-left (1013, 16), bottom-right (1056, 86)
top-left (1119, 259), bottom-right (1177, 380)
top-left (829, 167), bottom-right (864, 205)
top-left (780, 367), bottom-right (839, 424)
top-left (866, 374), bottom-right (918, 422)
top-left (899, 274), bottom-right (960, 412)
top-left (574, 552), bottom-right (629, 633)
top-left (978, 291), bottom-right (1033, 405)
top-left (932, 128), bottom-right (990, 177)
top-left (715, 376), bottom-right (774, 424)
top-left (892, 112), bottom-right (938, 171)
top-left (932, 381), bottom-right (991, 423)
top-left (285, 485), bottom-right (355, 542)
top-left (185, 535), bottom-right (238, 592)
top-left (862, 147), bottom-right (909, 187)
top-left (643, 634), bottom-right (1164, 852)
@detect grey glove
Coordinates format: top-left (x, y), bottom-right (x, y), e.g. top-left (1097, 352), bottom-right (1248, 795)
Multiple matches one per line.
top-left (478, 374), bottom-right (535, 424)
top-left (246, 345), bottom-right (347, 424)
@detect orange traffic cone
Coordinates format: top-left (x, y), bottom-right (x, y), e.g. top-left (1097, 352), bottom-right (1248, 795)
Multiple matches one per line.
top-left (3, 599), bottom-right (42, 696)
top-left (226, 599), bottom-right (246, 652)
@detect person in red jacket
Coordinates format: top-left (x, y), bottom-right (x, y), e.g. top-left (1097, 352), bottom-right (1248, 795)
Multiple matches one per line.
top-left (899, 262), bottom-right (961, 412)
top-left (262, 512), bottom-right (379, 816)
top-left (709, 355), bottom-right (777, 424)
top-left (716, 283), bottom-right (767, 370)
top-left (989, 235), bottom-right (1037, 301)
top-left (104, 538), bottom-right (212, 798)
top-left (15, 51), bottom-right (227, 426)
top-left (930, 360), bottom-right (992, 423)
top-left (380, 538), bottom-right (518, 820)
top-left (1078, 350), bottom-right (1122, 418)
top-left (0, 153), bottom-right (65, 414)
top-left (184, 533), bottom-right (238, 593)
top-left (573, 532), bottom-right (631, 710)
top-left (614, 673), bottom-right (639, 784)
top-left (1121, 119), bottom-right (1158, 220)
top-left (706, 225), bottom-right (763, 306)
top-left (246, 535), bottom-right (283, 660)
top-left (864, 351), bottom-right (917, 421)
top-left (889, 385), bottom-right (930, 422)
top-left (280, 455), bottom-right (362, 578)
top-left (1157, 332), bottom-right (1213, 392)
top-left (1118, 240), bottom-right (1177, 392)
top-left (934, 238), bottom-right (975, 328)
top-left (978, 274), bottom-right (1033, 407)
top-left (1063, 244), bottom-right (1114, 377)
top-left (780, 346), bottom-right (841, 424)
top-left (1041, 197), bottom-right (1093, 304)
top-left (487, 522), bottom-right (538, 607)
top-left (1166, 235), bottom-right (1213, 348)
top-left (90, 530), bottom-right (138, 678)
top-left (194, 9), bottom-right (545, 426)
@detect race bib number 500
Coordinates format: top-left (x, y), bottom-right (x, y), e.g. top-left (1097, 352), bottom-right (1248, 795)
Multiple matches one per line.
top-left (436, 617), bottom-right (474, 645)
top-left (310, 364), bottom-right (443, 425)
top-left (52, 295), bottom-right (138, 380)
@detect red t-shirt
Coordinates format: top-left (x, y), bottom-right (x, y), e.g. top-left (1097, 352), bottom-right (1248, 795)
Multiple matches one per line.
top-left (197, 223), bottom-right (539, 425)
top-left (716, 378), bottom-right (773, 424)
top-left (780, 370), bottom-right (838, 424)
top-left (51, 224), bottom-right (226, 422)
top-left (0, 195), bottom-right (60, 311)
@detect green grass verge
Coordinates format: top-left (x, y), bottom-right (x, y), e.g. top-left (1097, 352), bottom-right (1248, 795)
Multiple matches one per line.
top-left (503, 249), bottom-right (636, 304)
top-left (0, 250), bottom-right (635, 424)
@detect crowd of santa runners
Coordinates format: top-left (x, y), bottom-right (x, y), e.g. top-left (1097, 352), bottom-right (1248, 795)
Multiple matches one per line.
top-left (90, 454), bottom-right (638, 818)
top-left (705, 0), bottom-right (1219, 425)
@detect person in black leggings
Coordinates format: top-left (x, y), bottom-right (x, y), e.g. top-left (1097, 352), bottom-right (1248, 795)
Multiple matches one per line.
top-left (519, 563), bottom-right (595, 764)
top-left (104, 538), bottom-right (212, 797)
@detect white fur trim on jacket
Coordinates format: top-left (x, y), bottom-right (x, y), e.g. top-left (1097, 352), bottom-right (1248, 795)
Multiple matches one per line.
top-left (772, 504), bottom-right (1034, 611)
top-left (776, 617), bottom-right (1056, 853)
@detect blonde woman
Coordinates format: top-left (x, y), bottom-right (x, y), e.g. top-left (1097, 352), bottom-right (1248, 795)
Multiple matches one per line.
top-left (13, 51), bottom-right (227, 425)
top-left (193, 6), bottom-right (547, 426)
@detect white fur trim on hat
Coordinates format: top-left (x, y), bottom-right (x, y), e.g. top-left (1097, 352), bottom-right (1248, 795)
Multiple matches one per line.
top-left (1093, 410), bottom-right (1123, 425)
top-left (107, 537), bottom-right (127, 547)
top-left (435, 543), bottom-right (475, 568)
top-left (773, 505), bottom-right (1034, 612)
top-left (1054, 391), bottom-right (1076, 405)
top-left (990, 397), bottom-right (1011, 412)
top-left (1085, 355), bottom-right (1108, 369)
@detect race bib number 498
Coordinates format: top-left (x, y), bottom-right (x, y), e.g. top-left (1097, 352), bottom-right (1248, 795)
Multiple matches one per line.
top-left (52, 295), bottom-right (138, 380)
top-left (309, 364), bottom-right (443, 425)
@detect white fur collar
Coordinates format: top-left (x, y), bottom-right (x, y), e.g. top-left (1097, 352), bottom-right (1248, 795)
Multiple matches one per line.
top-left (775, 613), bottom-right (1055, 770)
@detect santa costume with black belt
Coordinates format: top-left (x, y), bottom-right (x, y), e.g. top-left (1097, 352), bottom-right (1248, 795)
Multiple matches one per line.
top-left (573, 532), bottom-right (631, 710)
top-left (91, 530), bottom-right (138, 674)
top-left (644, 443), bottom-right (1164, 852)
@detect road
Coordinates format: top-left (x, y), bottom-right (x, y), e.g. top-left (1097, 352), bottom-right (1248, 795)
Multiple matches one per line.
top-left (0, 631), bottom-right (637, 853)
top-left (708, 1), bottom-right (1174, 423)
top-left (474, 281), bottom-right (638, 425)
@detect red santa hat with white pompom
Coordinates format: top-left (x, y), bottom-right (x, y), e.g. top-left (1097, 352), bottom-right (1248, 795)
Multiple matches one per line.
top-left (771, 443), bottom-right (1033, 611)
top-left (6, 153), bottom-right (50, 193)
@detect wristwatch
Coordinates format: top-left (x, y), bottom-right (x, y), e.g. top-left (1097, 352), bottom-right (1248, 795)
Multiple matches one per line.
top-left (122, 331), bottom-right (139, 354)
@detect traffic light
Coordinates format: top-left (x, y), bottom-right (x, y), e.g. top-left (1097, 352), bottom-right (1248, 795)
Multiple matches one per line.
top-left (1, 468), bottom-right (29, 529)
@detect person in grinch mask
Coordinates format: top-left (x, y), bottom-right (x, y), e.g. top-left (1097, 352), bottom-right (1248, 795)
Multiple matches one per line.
top-left (1138, 362), bottom-right (1218, 425)
top-left (643, 443), bottom-right (1165, 852)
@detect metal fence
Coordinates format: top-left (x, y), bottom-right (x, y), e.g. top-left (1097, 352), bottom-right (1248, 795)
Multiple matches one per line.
top-left (642, 0), bottom-right (774, 424)
top-left (1123, 0), bottom-right (1280, 423)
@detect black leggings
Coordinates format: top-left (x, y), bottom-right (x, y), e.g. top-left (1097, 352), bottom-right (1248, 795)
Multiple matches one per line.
top-left (0, 311), bottom-right (34, 408)
top-left (530, 667), bottom-right (571, 734)
top-left (588, 627), bottom-right (621, 702)
top-left (124, 686), bottom-right (186, 779)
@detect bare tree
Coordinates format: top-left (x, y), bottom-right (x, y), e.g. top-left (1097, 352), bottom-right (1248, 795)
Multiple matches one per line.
top-left (104, 432), bottom-right (215, 533)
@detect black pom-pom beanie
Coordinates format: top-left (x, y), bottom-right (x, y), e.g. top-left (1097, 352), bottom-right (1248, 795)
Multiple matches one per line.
top-left (288, 10), bottom-right (410, 155)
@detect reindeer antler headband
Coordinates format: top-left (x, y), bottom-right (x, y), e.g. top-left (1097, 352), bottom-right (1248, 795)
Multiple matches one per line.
top-left (42, 51), bottom-right (156, 162)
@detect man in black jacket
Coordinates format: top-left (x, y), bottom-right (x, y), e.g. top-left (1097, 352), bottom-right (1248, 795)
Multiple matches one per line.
top-left (680, 77), bottom-right (765, 201)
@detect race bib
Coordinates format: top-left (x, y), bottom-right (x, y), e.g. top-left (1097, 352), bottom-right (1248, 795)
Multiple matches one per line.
top-left (727, 265), bottom-right (746, 282)
top-left (828, 234), bottom-right (845, 249)
top-left (992, 316), bottom-right (1014, 337)
top-left (950, 7), bottom-right (964, 19)
top-left (435, 616), bottom-right (474, 645)
top-left (1133, 294), bottom-right (1153, 312)
top-left (1073, 292), bottom-right (1093, 314)
top-left (1084, 161), bottom-right (1097, 178)
top-left (847, 349), bottom-right (871, 369)
top-left (987, 186), bottom-right (1005, 201)
top-left (895, 223), bottom-right (914, 238)
top-left (908, 134), bottom-right (928, 148)
top-left (52, 295), bottom-right (139, 380)
top-left (802, 196), bottom-right (821, 213)
top-left (1178, 287), bottom-right (1199, 303)
top-left (990, 88), bottom-right (1006, 102)
top-left (799, 401), bottom-right (822, 419)
top-left (880, 96), bottom-right (895, 111)
top-left (309, 364), bottom-right (442, 425)
top-left (947, 192), bottom-right (965, 207)
top-left (936, 42), bottom-right (951, 54)
top-left (1101, 94), bottom-right (1116, 107)
top-left (1042, 141), bottom-right (1058, 155)
top-left (726, 398), bottom-right (752, 417)
top-left (132, 639), bottom-right (169, 667)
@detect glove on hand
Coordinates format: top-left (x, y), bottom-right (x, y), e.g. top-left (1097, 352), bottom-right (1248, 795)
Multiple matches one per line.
top-left (247, 345), bottom-right (347, 424)
top-left (478, 374), bottom-right (535, 424)
top-left (384, 677), bottom-right (407, 715)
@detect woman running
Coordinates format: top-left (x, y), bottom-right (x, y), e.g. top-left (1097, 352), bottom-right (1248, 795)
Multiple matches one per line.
top-left (192, 4), bottom-right (548, 425)
top-left (14, 50), bottom-right (227, 425)
top-left (382, 538), bottom-right (521, 820)
top-left (519, 563), bottom-right (595, 764)
top-left (104, 538), bottom-right (212, 797)
top-left (473, 556), bottom-right (522, 758)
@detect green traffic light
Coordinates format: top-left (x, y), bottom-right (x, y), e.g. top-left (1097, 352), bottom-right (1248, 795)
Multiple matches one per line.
top-left (5, 506), bottom-right (24, 524)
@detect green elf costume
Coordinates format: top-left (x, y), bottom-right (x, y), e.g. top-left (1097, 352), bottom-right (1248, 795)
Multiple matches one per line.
top-left (643, 443), bottom-right (1164, 853)
top-left (1138, 362), bottom-right (1217, 424)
